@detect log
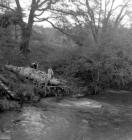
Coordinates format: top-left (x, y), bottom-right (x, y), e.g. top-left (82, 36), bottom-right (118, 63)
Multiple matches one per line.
top-left (0, 79), bottom-right (15, 99)
top-left (0, 74), bottom-right (9, 84)
top-left (5, 65), bottom-right (62, 86)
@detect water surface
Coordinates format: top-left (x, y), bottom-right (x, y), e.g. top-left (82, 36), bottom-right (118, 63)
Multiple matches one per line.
top-left (0, 91), bottom-right (132, 140)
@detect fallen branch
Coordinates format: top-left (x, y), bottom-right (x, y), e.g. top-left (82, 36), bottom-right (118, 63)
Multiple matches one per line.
top-left (4, 65), bottom-right (70, 97)
top-left (0, 74), bottom-right (9, 85)
top-left (5, 65), bottom-right (62, 85)
top-left (0, 79), bottom-right (15, 99)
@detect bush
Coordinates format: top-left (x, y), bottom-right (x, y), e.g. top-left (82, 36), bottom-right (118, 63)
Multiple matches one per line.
top-left (46, 48), bottom-right (132, 95)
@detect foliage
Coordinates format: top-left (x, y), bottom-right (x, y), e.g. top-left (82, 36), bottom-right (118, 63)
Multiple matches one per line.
top-left (46, 45), bottom-right (132, 95)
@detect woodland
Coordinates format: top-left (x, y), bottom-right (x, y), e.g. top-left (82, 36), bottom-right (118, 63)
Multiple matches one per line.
top-left (0, 0), bottom-right (132, 110)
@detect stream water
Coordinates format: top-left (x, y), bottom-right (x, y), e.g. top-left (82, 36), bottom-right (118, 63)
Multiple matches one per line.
top-left (1, 91), bottom-right (132, 140)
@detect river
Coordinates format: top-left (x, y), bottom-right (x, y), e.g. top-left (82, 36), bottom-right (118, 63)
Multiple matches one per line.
top-left (0, 90), bottom-right (132, 140)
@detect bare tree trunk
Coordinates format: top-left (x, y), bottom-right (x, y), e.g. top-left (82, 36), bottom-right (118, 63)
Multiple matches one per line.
top-left (20, 26), bottom-right (32, 64)
top-left (20, 3), bottom-right (35, 65)
top-left (15, 0), bottom-right (35, 65)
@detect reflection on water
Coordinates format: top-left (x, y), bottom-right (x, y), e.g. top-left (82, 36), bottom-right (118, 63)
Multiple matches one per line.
top-left (1, 95), bottom-right (132, 140)
top-left (14, 106), bottom-right (71, 140)
top-left (58, 99), bottom-right (102, 108)
top-left (21, 108), bottom-right (46, 136)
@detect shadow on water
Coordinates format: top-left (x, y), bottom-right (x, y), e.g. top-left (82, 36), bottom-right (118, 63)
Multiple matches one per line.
top-left (1, 90), bottom-right (132, 140)
top-left (86, 90), bottom-right (132, 105)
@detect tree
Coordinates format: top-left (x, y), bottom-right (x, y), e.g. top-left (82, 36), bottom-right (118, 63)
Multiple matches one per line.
top-left (49, 0), bottom-right (131, 47)
top-left (0, 0), bottom-right (60, 63)
top-left (0, 0), bottom-right (131, 61)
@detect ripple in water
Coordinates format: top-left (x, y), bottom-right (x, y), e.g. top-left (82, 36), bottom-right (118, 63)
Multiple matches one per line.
top-left (16, 106), bottom-right (70, 140)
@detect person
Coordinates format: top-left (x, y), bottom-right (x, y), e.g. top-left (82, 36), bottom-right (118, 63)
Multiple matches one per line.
top-left (47, 68), bottom-right (54, 80)
top-left (30, 62), bottom-right (38, 69)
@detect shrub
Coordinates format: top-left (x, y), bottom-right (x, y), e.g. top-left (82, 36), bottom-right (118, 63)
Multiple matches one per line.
top-left (46, 48), bottom-right (132, 95)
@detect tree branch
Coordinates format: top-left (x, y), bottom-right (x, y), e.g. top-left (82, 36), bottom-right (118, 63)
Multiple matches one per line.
top-left (38, 0), bottom-right (49, 7)
top-left (0, 4), bottom-right (15, 12)
top-left (97, 0), bottom-right (102, 29)
top-left (14, 0), bottom-right (25, 28)
top-left (45, 19), bottom-right (73, 37)
top-left (34, 17), bottom-right (49, 22)
top-left (50, 8), bottom-right (78, 16)
top-left (15, 0), bottom-right (22, 12)
top-left (35, 10), bottom-right (45, 17)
